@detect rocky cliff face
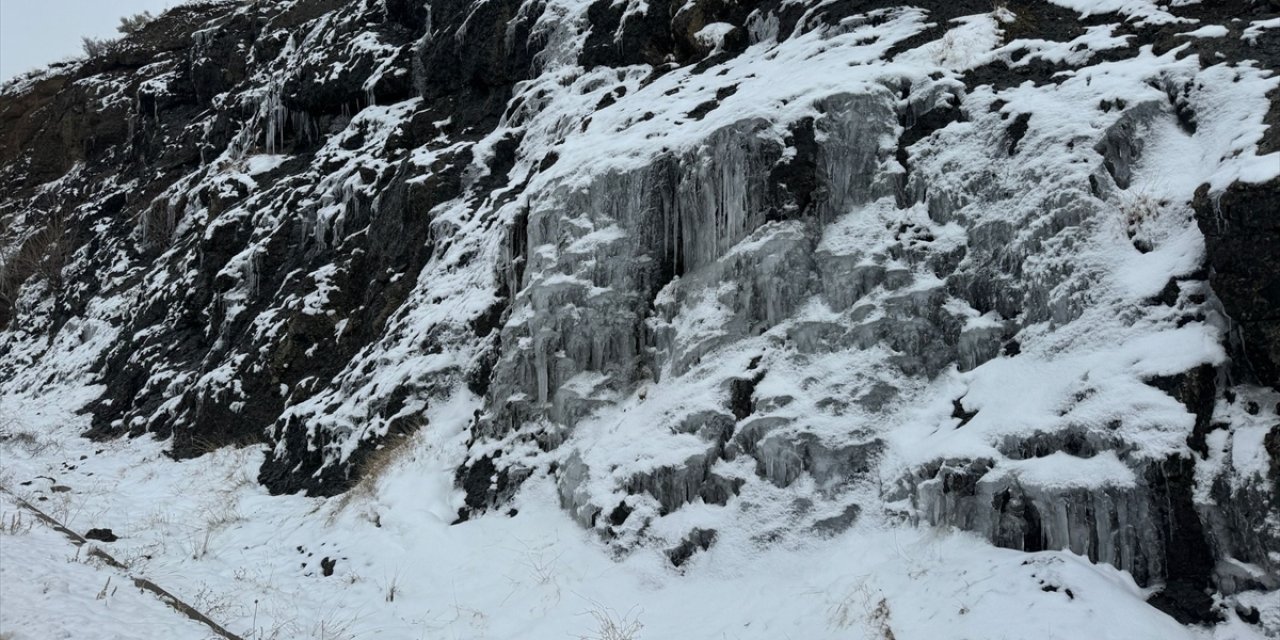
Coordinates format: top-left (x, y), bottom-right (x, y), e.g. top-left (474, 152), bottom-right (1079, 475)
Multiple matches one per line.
top-left (2, 0), bottom-right (1279, 629)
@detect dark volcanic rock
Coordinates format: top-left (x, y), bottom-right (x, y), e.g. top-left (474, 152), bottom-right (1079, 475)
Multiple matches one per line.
top-left (1194, 179), bottom-right (1280, 389)
top-left (84, 528), bottom-right (119, 542)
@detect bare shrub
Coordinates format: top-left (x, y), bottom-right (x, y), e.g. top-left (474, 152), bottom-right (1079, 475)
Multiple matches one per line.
top-left (0, 213), bottom-right (71, 308)
top-left (117, 11), bottom-right (155, 35)
top-left (189, 582), bottom-right (245, 621)
top-left (81, 36), bottom-right (122, 59)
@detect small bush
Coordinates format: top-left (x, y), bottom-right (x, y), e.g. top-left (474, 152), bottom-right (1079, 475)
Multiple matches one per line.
top-left (0, 214), bottom-right (71, 309)
top-left (117, 11), bottom-right (155, 35)
top-left (81, 36), bottom-right (122, 59)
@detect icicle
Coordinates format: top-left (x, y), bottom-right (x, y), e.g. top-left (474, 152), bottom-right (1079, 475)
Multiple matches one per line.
top-left (199, 120), bottom-right (211, 164)
top-left (139, 203), bottom-right (151, 244)
top-left (244, 249), bottom-right (261, 298)
top-left (166, 200), bottom-right (177, 241)
top-left (264, 89), bottom-right (283, 155)
top-left (1211, 189), bottom-right (1225, 230)
top-left (535, 332), bottom-right (549, 405)
top-left (313, 204), bottom-right (327, 251)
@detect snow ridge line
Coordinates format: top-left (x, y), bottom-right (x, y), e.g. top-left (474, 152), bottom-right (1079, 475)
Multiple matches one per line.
top-left (0, 486), bottom-right (245, 640)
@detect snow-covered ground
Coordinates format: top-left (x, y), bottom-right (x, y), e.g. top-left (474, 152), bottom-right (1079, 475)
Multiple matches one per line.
top-left (1, 384), bottom-right (1274, 640)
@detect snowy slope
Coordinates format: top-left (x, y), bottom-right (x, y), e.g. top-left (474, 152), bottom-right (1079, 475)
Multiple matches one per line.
top-left (0, 393), bottom-right (1262, 640)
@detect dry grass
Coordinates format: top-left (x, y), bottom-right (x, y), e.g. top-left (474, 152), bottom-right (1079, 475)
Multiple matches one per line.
top-left (189, 582), bottom-right (245, 621)
top-left (329, 432), bottom-right (418, 520)
top-left (1116, 188), bottom-right (1171, 252)
top-left (1120, 190), bottom-right (1164, 232)
top-left (2, 510), bottom-right (32, 535)
top-left (826, 583), bottom-right (897, 639)
top-left (869, 598), bottom-right (896, 640)
top-left (578, 605), bottom-right (643, 640)
top-left (1, 431), bottom-right (61, 459)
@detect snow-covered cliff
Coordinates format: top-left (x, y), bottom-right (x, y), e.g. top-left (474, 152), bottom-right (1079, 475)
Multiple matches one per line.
top-left (2, 0), bottom-right (1279, 636)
